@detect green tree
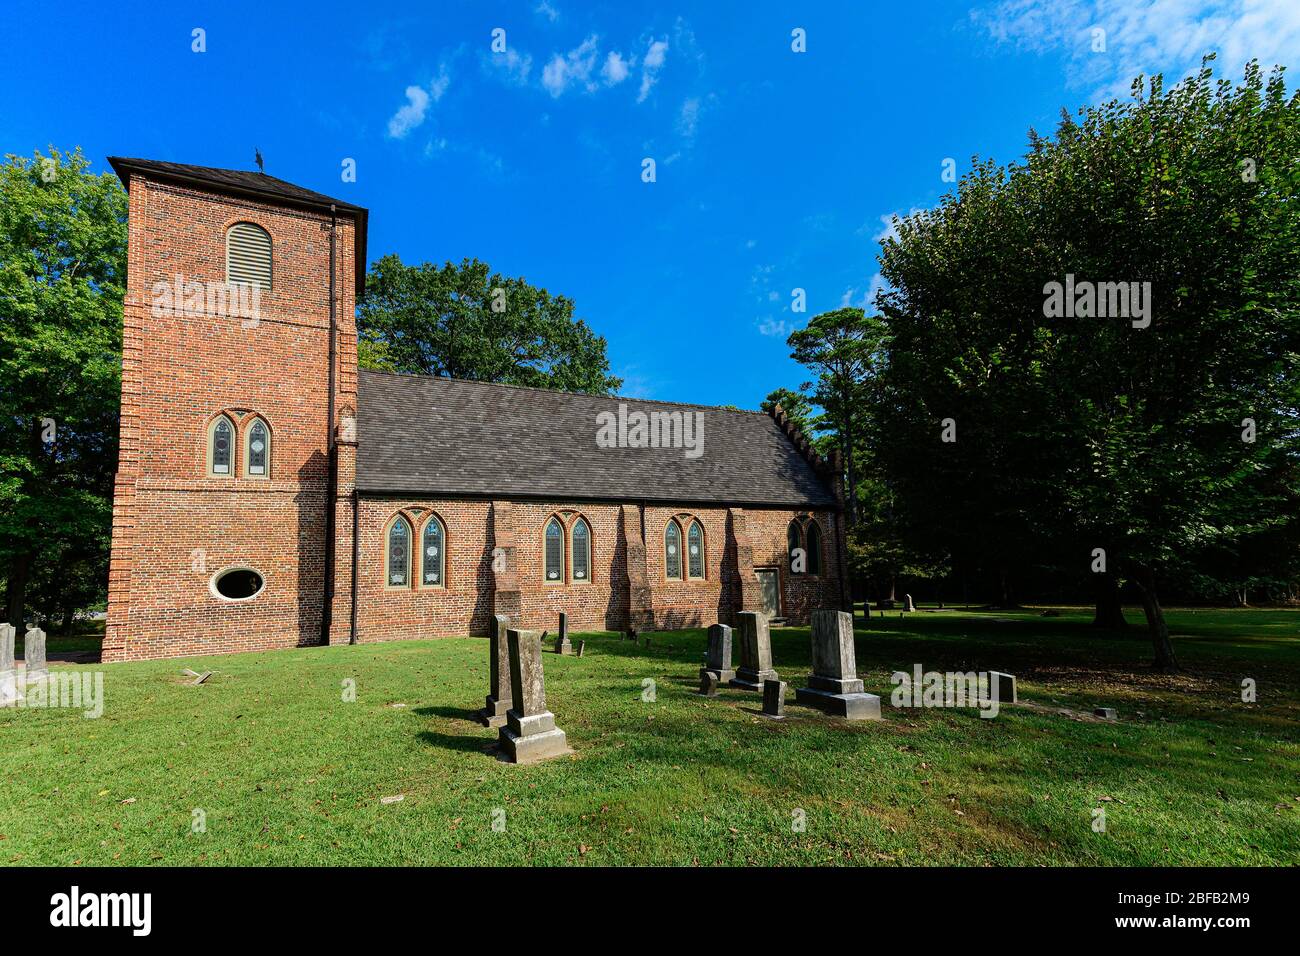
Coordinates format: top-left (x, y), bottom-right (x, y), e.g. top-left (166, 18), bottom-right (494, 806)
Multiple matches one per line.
top-left (357, 254), bottom-right (621, 394)
top-left (878, 59), bottom-right (1300, 669)
top-left (0, 147), bottom-right (127, 626)
top-left (760, 387), bottom-right (818, 437)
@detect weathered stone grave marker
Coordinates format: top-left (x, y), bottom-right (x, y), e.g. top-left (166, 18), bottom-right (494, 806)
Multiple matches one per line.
top-left (762, 679), bottom-right (786, 719)
top-left (795, 609), bottom-right (881, 720)
top-left (555, 611), bottom-right (572, 655)
top-left (24, 627), bottom-right (48, 683)
top-left (730, 612), bottom-right (778, 692)
top-left (700, 623), bottom-right (735, 687)
top-left (498, 628), bottom-right (571, 764)
top-left (477, 614), bottom-right (512, 728)
top-left (988, 671), bottom-right (1017, 705)
top-left (697, 672), bottom-right (720, 697)
top-left (0, 623), bottom-right (21, 706)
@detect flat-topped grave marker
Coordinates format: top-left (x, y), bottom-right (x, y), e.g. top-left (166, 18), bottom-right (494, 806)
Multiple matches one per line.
top-left (498, 628), bottom-right (571, 764)
top-left (700, 623), bottom-right (735, 686)
top-left (730, 612), bottom-right (778, 692)
top-left (762, 679), bottom-right (787, 719)
top-left (795, 610), bottom-right (881, 720)
top-left (477, 614), bottom-right (513, 728)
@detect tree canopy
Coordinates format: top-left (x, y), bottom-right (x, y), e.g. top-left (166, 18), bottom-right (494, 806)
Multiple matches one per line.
top-left (357, 254), bottom-right (621, 394)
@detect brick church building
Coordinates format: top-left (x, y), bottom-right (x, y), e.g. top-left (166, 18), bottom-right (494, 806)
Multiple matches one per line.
top-left (102, 158), bottom-right (849, 662)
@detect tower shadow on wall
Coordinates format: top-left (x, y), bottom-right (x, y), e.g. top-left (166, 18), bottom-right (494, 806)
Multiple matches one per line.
top-left (295, 449), bottom-right (330, 648)
top-left (607, 508), bottom-right (629, 630)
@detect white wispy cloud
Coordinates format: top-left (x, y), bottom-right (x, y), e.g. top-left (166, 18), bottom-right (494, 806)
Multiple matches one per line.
top-left (602, 50), bottom-right (631, 84)
top-left (387, 85), bottom-right (431, 138)
top-left (972, 0), bottom-right (1300, 100)
top-left (487, 46), bottom-right (533, 85)
top-left (386, 64), bottom-right (451, 139)
top-left (542, 35), bottom-right (601, 96)
top-left (638, 37), bottom-right (669, 102)
top-left (535, 1), bottom-right (560, 23)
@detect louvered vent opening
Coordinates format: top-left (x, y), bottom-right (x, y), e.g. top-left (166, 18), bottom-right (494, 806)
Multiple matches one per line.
top-left (226, 222), bottom-right (272, 289)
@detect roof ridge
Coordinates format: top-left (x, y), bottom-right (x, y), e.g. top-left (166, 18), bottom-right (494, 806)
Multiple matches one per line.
top-left (357, 368), bottom-right (771, 417)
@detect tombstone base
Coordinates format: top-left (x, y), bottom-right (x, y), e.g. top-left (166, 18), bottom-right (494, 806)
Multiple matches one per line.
top-left (554, 639), bottom-right (572, 656)
top-left (498, 720), bottom-right (571, 765)
top-left (803, 674), bottom-right (865, 696)
top-left (0, 673), bottom-right (23, 707)
top-left (795, 686), bottom-right (882, 720)
top-left (730, 668), bottom-right (778, 692)
top-left (700, 667), bottom-right (735, 686)
top-left (477, 695), bottom-right (511, 728)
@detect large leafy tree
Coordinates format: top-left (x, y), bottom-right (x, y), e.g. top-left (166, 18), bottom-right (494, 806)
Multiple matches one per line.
top-left (878, 59), bottom-right (1300, 669)
top-left (0, 148), bottom-right (127, 626)
top-left (357, 254), bottom-right (620, 394)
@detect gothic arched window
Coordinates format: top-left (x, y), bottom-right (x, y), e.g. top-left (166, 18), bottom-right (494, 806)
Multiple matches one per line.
top-left (571, 518), bottom-right (591, 583)
top-left (664, 520), bottom-right (682, 580)
top-left (209, 415), bottom-right (234, 476)
top-left (544, 517), bottom-right (564, 583)
top-left (806, 520), bottom-right (823, 576)
top-left (787, 520), bottom-right (803, 574)
top-left (386, 516), bottom-right (411, 588)
top-left (421, 516), bottom-right (445, 587)
top-left (245, 417), bottom-right (270, 477)
top-left (686, 520), bottom-right (705, 580)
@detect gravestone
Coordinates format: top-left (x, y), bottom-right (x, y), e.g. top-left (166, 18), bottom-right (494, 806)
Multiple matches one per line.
top-left (730, 611), bottom-right (778, 692)
top-left (576, 640), bottom-right (586, 658)
top-left (0, 623), bottom-right (20, 706)
top-left (795, 609), bottom-right (882, 720)
top-left (24, 627), bottom-right (48, 682)
top-left (762, 679), bottom-right (786, 719)
top-left (477, 615), bottom-right (512, 728)
top-left (988, 671), bottom-right (1017, 705)
top-left (554, 611), bottom-right (572, 655)
top-left (499, 628), bottom-right (571, 764)
top-left (697, 672), bottom-right (720, 697)
top-left (700, 623), bottom-right (736, 686)
top-left (627, 627), bottom-right (638, 643)
top-left (1093, 707), bottom-right (1118, 720)
top-left (904, 594), bottom-right (916, 612)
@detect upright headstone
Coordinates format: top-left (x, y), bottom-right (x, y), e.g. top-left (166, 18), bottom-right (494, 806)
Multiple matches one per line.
top-left (477, 615), bottom-right (512, 728)
top-left (988, 671), bottom-right (1017, 705)
top-left (762, 679), bottom-right (786, 719)
top-left (554, 611), bottom-right (572, 655)
top-left (499, 628), bottom-right (571, 764)
top-left (904, 593), bottom-right (916, 612)
top-left (700, 623), bottom-right (735, 686)
top-left (730, 612), bottom-right (778, 692)
top-left (697, 672), bottom-right (719, 697)
top-left (0, 623), bottom-right (20, 706)
top-left (627, 627), bottom-right (638, 643)
top-left (24, 627), bottom-right (48, 682)
top-left (576, 640), bottom-right (586, 658)
top-left (795, 610), bottom-right (881, 720)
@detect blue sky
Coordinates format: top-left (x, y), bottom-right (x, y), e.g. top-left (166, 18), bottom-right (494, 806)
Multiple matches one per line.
top-left (4, 0), bottom-right (1298, 407)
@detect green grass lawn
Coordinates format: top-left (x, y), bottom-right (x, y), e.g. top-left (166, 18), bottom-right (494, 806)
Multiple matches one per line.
top-left (1, 607), bottom-right (1296, 866)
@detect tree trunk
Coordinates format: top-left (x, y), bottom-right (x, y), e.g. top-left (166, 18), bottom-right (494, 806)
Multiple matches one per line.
top-left (5, 552), bottom-right (31, 627)
top-left (886, 574), bottom-right (897, 602)
top-left (1134, 568), bottom-right (1179, 672)
top-left (1091, 573), bottom-right (1128, 629)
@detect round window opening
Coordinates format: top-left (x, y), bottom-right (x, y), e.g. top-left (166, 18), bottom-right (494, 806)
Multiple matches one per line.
top-left (212, 567), bottom-right (265, 601)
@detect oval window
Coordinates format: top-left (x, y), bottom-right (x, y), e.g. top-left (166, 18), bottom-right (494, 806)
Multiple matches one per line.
top-left (211, 567), bottom-right (265, 601)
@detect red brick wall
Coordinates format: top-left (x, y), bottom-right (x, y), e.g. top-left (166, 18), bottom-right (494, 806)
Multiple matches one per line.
top-left (351, 498), bottom-right (842, 643)
top-left (104, 176), bottom-right (357, 661)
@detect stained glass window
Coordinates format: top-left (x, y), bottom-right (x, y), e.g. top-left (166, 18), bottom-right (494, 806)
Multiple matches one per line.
top-left (422, 517), bottom-right (444, 586)
top-left (387, 516), bottom-right (410, 587)
top-left (210, 416), bottom-right (233, 475)
top-left (665, 521), bottom-right (682, 580)
top-left (806, 520), bottom-right (822, 576)
top-left (544, 518), bottom-right (564, 583)
top-left (788, 520), bottom-right (802, 573)
top-left (247, 419), bottom-right (268, 476)
top-left (687, 520), bottom-right (704, 579)
top-left (571, 518), bottom-right (590, 582)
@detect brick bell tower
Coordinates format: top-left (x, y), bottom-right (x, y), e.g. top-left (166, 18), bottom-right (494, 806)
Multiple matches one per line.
top-left (103, 158), bottom-right (366, 661)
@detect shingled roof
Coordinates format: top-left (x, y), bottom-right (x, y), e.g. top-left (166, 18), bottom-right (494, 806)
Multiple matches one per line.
top-left (355, 371), bottom-right (838, 509)
top-left (107, 157), bottom-right (368, 297)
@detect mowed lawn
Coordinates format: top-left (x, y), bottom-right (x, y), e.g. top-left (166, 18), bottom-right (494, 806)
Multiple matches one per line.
top-left (1, 608), bottom-right (1296, 866)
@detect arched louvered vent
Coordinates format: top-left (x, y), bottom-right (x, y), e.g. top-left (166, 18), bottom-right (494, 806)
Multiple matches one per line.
top-left (226, 222), bottom-right (272, 289)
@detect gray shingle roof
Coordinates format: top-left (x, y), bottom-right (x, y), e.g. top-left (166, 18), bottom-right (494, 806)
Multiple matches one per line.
top-left (355, 371), bottom-right (838, 509)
